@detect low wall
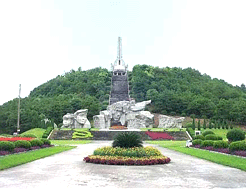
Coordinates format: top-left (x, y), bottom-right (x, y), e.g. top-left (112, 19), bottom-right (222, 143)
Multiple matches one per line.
top-left (49, 130), bottom-right (189, 141)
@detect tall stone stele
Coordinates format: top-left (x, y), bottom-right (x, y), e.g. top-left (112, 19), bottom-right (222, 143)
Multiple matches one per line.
top-left (109, 36), bottom-right (130, 105)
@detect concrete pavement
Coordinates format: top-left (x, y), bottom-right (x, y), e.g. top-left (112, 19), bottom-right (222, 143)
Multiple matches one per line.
top-left (0, 140), bottom-right (246, 189)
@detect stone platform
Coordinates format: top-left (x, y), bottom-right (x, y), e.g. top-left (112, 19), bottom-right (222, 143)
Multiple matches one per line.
top-left (49, 129), bottom-right (189, 141)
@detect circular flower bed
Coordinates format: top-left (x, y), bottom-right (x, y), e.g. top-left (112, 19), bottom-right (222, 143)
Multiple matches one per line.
top-left (83, 146), bottom-right (171, 166)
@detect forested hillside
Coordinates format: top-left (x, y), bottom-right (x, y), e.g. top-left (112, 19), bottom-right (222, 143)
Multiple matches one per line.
top-left (0, 65), bottom-right (245, 134)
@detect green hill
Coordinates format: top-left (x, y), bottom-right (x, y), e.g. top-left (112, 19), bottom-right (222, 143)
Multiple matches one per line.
top-left (0, 65), bottom-right (245, 134)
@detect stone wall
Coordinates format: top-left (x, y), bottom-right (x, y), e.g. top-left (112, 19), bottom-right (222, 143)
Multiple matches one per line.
top-left (49, 130), bottom-right (189, 141)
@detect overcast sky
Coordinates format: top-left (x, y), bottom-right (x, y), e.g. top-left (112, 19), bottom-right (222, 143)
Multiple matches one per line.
top-left (0, 0), bottom-right (246, 105)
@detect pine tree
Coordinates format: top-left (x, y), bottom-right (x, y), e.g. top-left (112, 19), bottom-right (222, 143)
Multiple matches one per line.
top-left (209, 121), bottom-right (212, 129)
top-left (203, 119), bottom-right (206, 130)
top-left (192, 118), bottom-right (196, 130)
top-left (198, 120), bottom-right (201, 130)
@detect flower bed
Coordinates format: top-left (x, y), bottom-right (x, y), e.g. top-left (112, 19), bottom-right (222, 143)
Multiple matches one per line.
top-left (145, 131), bottom-right (174, 140)
top-left (0, 144), bottom-right (53, 156)
top-left (84, 146), bottom-right (171, 166)
top-left (191, 145), bottom-right (246, 157)
top-left (84, 155), bottom-right (171, 165)
top-left (0, 137), bottom-right (34, 141)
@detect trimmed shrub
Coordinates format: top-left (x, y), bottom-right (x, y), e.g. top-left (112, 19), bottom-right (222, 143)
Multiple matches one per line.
top-left (201, 140), bottom-right (214, 147)
top-left (226, 129), bottom-right (245, 142)
top-left (186, 127), bottom-right (195, 139)
top-left (0, 141), bottom-right (15, 151)
top-left (41, 138), bottom-right (51, 145)
top-left (192, 139), bottom-right (203, 145)
top-left (229, 141), bottom-right (246, 151)
top-left (20, 134), bottom-right (37, 138)
top-left (30, 139), bottom-right (44, 147)
top-left (14, 140), bottom-right (31, 149)
top-left (213, 141), bottom-right (229, 149)
top-left (217, 136), bottom-right (223, 140)
top-left (194, 135), bottom-right (205, 140)
top-left (205, 134), bottom-right (218, 140)
top-left (112, 132), bottom-right (143, 148)
top-left (202, 131), bottom-right (215, 136)
top-left (42, 127), bottom-right (53, 139)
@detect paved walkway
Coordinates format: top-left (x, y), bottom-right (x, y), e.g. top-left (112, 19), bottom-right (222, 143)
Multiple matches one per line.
top-left (0, 141), bottom-right (246, 189)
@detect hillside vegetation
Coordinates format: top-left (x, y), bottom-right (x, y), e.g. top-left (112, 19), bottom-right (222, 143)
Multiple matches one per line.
top-left (0, 65), bottom-right (245, 134)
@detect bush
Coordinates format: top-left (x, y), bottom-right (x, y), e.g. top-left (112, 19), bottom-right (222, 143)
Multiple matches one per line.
top-left (213, 141), bottom-right (229, 149)
top-left (217, 136), bottom-right (223, 140)
top-left (42, 127), bottom-right (53, 139)
top-left (186, 127), bottom-right (195, 139)
top-left (14, 140), bottom-right (31, 149)
top-left (41, 138), bottom-right (51, 145)
top-left (72, 130), bottom-right (93, 139)
top-left (205, 134), bottom-right (218, 140)
top-left (226, 129), bottom-right (245, 142)
top-left (30, 139), bottom-right (44, 147)
top-left (20, 133), bottom-right (37, 138)
top-left (0, 141), bottom-right (15, 151)
top-left (194, 135), bottom-right (205, 140)
top-left (93, 146), bottom-right (161, 158)
top-left (229, 141), bottom-right (246, 151)
top-left (202, 131), bottom-right (215, 136)
top-left (192, 139), bottom-right (203, 145)
top-left (201, 140), bottom-right (214, 147)
top-left (112, 132), bottom-right (143, 148)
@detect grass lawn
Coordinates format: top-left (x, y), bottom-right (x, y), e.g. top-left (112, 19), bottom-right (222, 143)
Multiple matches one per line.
top-left (0, 146), bottom-right (75, 170)
top-left (20, 128), bottom-right (46, 138)
top-left (51, 140), bottom-right (91, 145)
top-left (147, 140), bottom-right (246, 171)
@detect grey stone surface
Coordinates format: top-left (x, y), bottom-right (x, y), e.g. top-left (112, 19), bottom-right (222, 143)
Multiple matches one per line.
top-left (94, 100), bottom-right (154, 129)
top-left (158, 115), bottom-right (185, 129)
top-left (62, 109), bottom-right (91, 129)
top-left (1, 141), bottom-right (246, 189)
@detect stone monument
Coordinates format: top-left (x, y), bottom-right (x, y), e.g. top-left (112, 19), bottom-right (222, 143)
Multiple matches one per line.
top-left (93, 100), bottom-right (154, 129)
top-left (109, 37), bottom-right (130, 105)
top-left (61, 109), bottom-right (91, 129)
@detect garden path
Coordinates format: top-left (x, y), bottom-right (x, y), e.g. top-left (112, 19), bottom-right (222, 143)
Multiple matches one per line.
top-left (0, 140), bottom-right (246, 189)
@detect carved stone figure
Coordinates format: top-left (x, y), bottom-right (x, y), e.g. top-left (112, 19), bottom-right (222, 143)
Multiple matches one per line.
top-left (74, 109), bottom-right (91, 128)
top-left (62, 109), bottom-right (91, 129)
top-left (93, 100), bottom-right (154, 129)
top-left (62, 113), bottom-right (75, 128)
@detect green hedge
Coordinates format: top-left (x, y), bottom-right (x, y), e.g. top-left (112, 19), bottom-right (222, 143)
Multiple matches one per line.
top-left (202, 131), bottom-right (215, 136)
top-left (201, 140), bottom-right (214, 147)
top-left (194, 135), bottom-right (205, 140)
top-left (192, 139), bottom-right (203, 145)
top-left (0, 141), bottom-right (15, 151)
top-left (42, 127), bottom-right (53, 139)
top-left (205, 134), bottom-right (221, 140)
top-left (213, 141), bottom-right (229, 149)
top-left (41, 138), bottom-right (51, 145)
top-left (30, 139), bottom-right (44, 147)
top-left (14, 140), bottom-right (31, 149)
top-left (227, 129), bottom-right (245, 142)
top-left (229, 141), bottom-right (246, 151)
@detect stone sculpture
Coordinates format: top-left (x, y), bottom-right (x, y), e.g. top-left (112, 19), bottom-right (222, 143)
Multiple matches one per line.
top-left (158, 115), bottom-right (185, 129)
top-left (62, 113), bottom-right (75, 128)
top-left (62, 109), bottom-right (91, 129)
top-left (93, 100), bottom-right (154, 129)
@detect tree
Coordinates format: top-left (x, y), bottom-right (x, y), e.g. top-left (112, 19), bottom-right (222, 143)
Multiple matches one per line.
top-left (203, 119), bottom-right (206, 130)
top-left (198, 120), bottom-right (201, 130)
